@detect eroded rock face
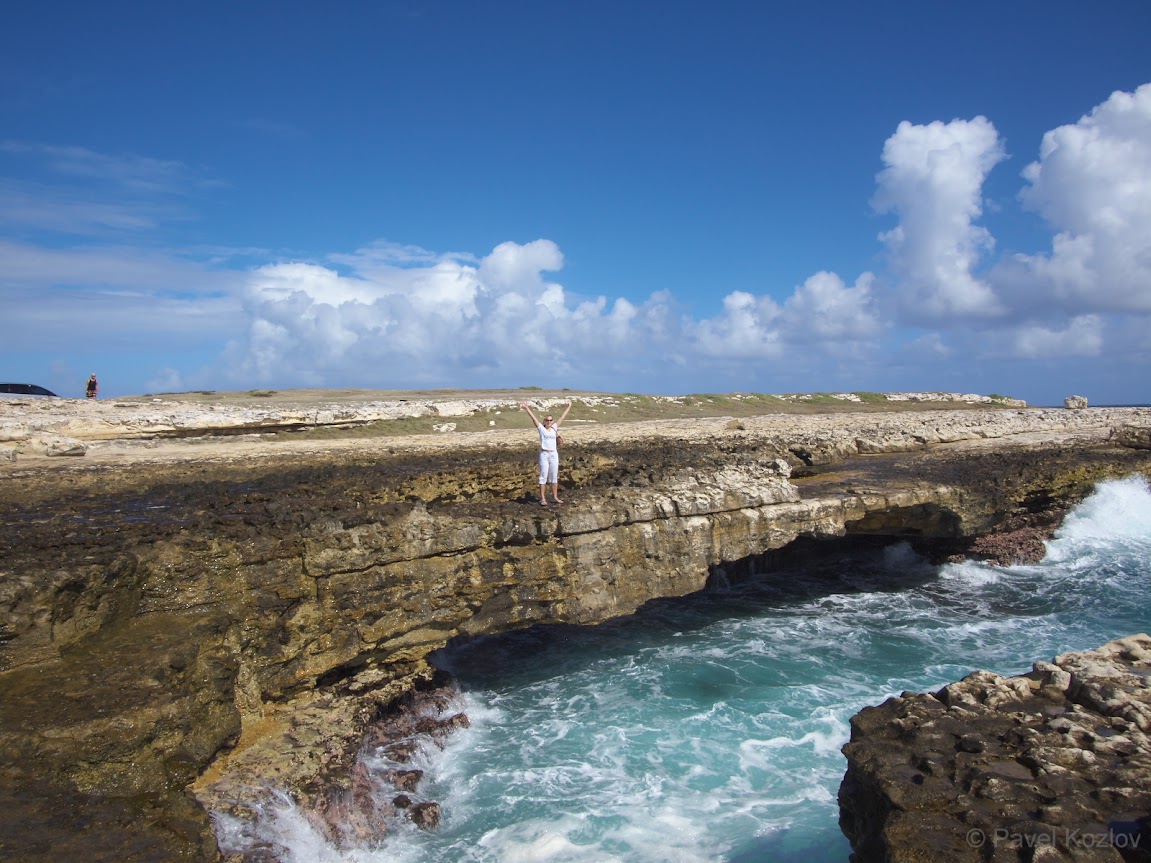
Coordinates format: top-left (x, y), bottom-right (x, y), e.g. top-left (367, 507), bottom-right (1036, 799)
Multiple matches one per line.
top-left (1, 407), bottom-right (1150, 862)
top-left (839, 635), bottom-right (1151, 862)
top-left (1117, 424), bottom-right (1151, 451)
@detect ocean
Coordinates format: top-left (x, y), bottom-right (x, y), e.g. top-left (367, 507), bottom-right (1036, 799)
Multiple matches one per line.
top-left (216, 474), bottom-right (1151, 862)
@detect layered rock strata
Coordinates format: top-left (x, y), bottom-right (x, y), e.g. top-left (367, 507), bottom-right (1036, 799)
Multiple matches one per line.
top-left (839, 634), bottom-right (1151, 862)
top-left (1, 402), bottom-right (1150, 862)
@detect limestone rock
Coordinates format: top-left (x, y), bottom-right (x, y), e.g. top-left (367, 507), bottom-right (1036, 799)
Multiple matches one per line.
top-left (22, 434), bottom-right (87, 456)
top-left (839, 634), bottom-right (1151, 862)
top-left (1115, 424), bottom-right (1151, 450)
top-left (1065, 395), bottom-right (1089, 409)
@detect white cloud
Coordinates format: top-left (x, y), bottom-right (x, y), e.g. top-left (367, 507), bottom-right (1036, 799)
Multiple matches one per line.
top-left (219, 238), bottom-right (888, 389)
top-left (687, 272), bottom-right (883, 367)
top-left (691, 290), bottom-right (784, 359)
top-left (330, 239), bottom-right (472, 270)
top-left (874, 116), bottom-right (1007, 322)
top-left (227, 240), bottom-right (673, 387)
top-left (479, 239), bottom-right (564, 292)
top-left (248, 262), bottom-right (389, 308)
top-left (1004, 314), bottom-right (1104, 359)
top-left (779, 271), bottom-right (883, 342)
top-left (1002, 83), bottom-right (1151, 314)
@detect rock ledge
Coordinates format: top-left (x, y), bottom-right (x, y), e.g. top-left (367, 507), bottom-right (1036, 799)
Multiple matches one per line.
top-left (839, 634), bottom-right (1151, 862)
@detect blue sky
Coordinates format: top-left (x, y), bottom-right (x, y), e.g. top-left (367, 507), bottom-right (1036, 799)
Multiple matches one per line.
top-left (2, 1), bottom-right (1149, 405)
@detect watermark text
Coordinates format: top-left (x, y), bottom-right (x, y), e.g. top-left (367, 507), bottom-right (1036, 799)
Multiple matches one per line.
top-left (966, 827), bottom-right (1142, 851)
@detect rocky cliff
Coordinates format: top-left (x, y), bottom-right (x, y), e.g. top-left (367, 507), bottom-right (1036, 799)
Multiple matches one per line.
top-left (1, 399), bottom-right (1150, 862)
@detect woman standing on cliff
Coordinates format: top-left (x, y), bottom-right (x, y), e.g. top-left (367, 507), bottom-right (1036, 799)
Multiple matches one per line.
top-left (520, 400), bottom-right (572, 506)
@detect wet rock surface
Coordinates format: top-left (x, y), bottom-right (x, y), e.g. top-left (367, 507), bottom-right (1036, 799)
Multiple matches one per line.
top-left (1, 399), bottom-right (1150, 862)
top-left (839, 634), bottom-right (1151, 862)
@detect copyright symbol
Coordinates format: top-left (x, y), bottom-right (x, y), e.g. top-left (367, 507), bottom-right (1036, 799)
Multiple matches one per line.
top-left (967, 829), bottom-right (986, 848)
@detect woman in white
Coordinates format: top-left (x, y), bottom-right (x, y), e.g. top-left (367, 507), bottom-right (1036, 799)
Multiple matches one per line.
top-left (520, 400), bottom-right (572, 506)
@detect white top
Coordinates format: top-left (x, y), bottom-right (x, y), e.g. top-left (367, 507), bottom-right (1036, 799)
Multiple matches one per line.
top-left (538, 423), bottom-right (559, 451)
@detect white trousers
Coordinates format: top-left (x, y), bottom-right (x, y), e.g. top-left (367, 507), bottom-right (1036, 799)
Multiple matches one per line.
top-left (538, 450), bottom-right (559, 484)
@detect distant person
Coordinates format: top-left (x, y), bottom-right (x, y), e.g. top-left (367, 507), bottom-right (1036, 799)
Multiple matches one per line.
top-left (85, 374), bottom-right (99, 399)
top-left (520, 400), bottom-right (573, 506)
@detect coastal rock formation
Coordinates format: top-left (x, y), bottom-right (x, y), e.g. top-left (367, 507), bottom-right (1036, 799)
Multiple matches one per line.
top-left (1117, 425), bottom-right (1151, 451)
top-left (1, 398), bottom-right (1150, 862)
top-left (20, 433), bottom-right (88, 456)
top-left (1065, 395), bottom-right (1090, 409)
top-left (839, 634), bottom-right (1151, 862)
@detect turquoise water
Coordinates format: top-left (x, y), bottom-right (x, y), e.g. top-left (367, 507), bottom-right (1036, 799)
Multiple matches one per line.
top-left (222, 475), bottom-right (1151, 862)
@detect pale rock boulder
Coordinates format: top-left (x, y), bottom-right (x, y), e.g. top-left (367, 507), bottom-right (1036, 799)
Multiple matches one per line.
top-left (1064, 394), bottom-right (1089, 409)
top-left (21, 434), bottom-right (87, 456)
top-left (1114, 424), bottom-right (1151, 450)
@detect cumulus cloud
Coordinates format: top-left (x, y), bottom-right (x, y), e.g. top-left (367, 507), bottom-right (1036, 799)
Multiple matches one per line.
top-left (874, 116), bottom-right (1007, 322)
top-left (687, 271), bottom-right (883, 364)
top-left (780, 271), bottom-right (883, 342)
top-left (868, 84), bottom-right (1151, 368)
top-left (999, 83), bottom-right (1151, 315)
top-left (219, 240), bottom-right (887, 390)
top-left (225, 240), bottom-right (679, 388)
top-left (691, 291), bottom-right (784, 359)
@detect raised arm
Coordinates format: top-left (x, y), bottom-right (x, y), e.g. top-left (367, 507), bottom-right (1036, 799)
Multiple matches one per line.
top-left (519, 401), bottom-right (542, 427)
top-left (556, 399), bottom-right (573, 425)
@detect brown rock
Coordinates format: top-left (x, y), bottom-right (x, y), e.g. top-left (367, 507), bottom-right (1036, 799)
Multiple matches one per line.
top-left (409, 801), bottom-right (442, 830)
top-left (839, 635), bottom-right (1151, 862)
top-left (1115, 424), bottom-right (1151, 450)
